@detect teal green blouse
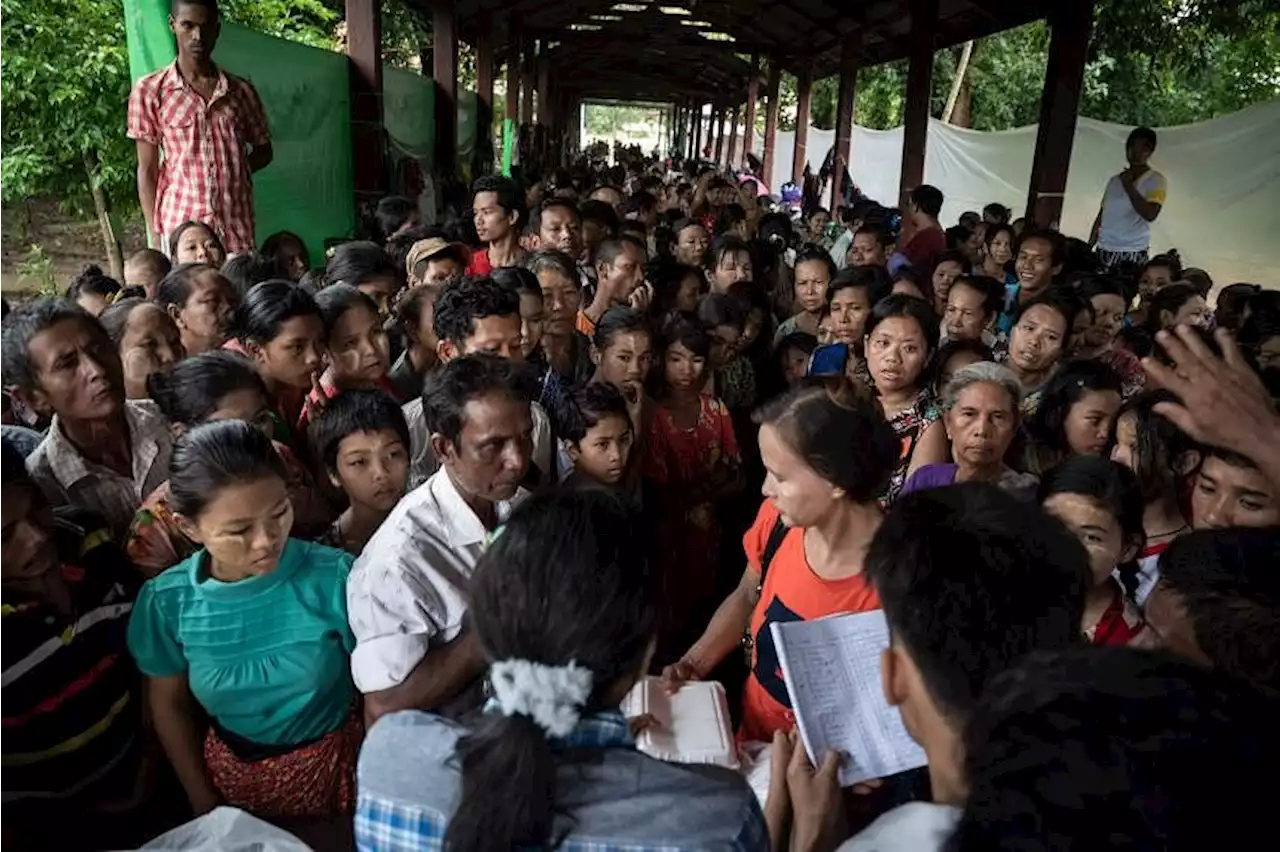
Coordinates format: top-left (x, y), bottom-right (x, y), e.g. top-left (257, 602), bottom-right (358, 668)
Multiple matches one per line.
top-left (127, 538), bottom-right (355, 746)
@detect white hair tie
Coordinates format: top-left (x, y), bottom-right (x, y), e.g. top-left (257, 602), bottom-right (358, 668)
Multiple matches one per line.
top-left (489, 660), bottom-right (594, 738)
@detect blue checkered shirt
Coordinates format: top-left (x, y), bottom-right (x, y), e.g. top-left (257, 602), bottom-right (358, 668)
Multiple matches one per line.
top-left (355, 709), bottom-right (768, 851)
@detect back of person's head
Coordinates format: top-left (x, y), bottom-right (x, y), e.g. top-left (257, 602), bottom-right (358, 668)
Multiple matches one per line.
top-left (374, 195), bottom-right (418, 241)
top-left (167, 418), bottom-right (287, 520)
top-left (1112, 389), bottom-right (1201, 504)
top-left (982, 202), bottom-right (1011, 223)
top-left (422, 353), bottom-right (531, 448)
top-left (325, 240), bottom-right (397, 289)
top-left (65, 264), bottom-right (121, 303)
top-left (754, 380), bottom-right (899, 503)
top-left (220, 252), bottom-right (275, 298)
top-left (578, 199), bottom-right (620, 236)
top-left (307, 387), bottom-right (410, 478)
top-left (695, 292), bottom-right (745, 333)
top-left (1154, 527), bottom-right (1280, 695)
top-left (98, 297), bottom-right (149, 347)
top-left (867, 484), bottom-right (1090, 726)
top-left (909, 184), bottom-right (944, 218)
top-left (124, 248), bottom-right (172, 287)
top-left (433, 276), bottom-right (521, 346)
top-left (155, 261), bottom-right (216, 312)
top-left (236, 279), bottom-right (321, 345)
top-left (445, 490), bottom-right (658, 852)
top-left (1027, 358), bottom-right (1123, 453)
top-left (948, 646), bottom-right (1277, 852)
top-left (944, 225), bottom-right (971, 252)
top-left (490, 266), bottom-right (541, 301)
top-left (147, 350), bottom-right (267, 428)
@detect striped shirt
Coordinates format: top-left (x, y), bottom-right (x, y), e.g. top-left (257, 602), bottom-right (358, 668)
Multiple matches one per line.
top-left (126, 61), bottom-right (270, 254)
top-left (2, 510), bottom-right (141, 812)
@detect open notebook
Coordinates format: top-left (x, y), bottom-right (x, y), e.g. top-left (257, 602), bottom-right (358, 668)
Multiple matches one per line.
top-left (771, 611), bottom-right (928, 786)
top-left (620, 677), bottom-right (739, 770)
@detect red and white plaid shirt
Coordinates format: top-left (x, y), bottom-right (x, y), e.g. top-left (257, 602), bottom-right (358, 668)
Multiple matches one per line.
top-left (127, 61), bottom-right (270, 254)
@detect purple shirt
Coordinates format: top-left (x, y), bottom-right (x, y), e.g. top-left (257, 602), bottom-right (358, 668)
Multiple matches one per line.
top-left (901, 463), bottom-right (959, 496)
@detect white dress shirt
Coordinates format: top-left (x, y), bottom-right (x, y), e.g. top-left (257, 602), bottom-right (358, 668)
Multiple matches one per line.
top-left (346, 467), bottom-right (527, 693)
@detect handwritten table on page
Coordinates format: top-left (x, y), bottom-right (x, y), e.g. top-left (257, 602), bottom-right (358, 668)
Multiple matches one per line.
top-left (770, 611), bottom-right (927, 786)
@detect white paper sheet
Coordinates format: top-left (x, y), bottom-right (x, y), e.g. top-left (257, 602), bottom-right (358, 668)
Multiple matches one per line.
top-left (771, 611), bottom-right (928, 786)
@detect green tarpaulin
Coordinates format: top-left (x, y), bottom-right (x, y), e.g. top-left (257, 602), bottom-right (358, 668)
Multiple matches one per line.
top-left (123, 0), bottom-right (355, 263)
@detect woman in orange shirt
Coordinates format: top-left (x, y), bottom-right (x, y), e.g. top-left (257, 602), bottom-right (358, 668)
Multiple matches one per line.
top-left (662, 379), bottom-right (900, 742)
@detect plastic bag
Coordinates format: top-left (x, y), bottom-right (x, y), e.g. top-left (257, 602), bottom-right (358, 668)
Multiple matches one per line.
top-left (139, 806), bottom-right (313, 851)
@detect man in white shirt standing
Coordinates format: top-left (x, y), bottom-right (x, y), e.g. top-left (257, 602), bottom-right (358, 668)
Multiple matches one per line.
top-left (1090, 126), bottom-right (1167, 269)
top-left (348, 354), bottom-right (533, 724)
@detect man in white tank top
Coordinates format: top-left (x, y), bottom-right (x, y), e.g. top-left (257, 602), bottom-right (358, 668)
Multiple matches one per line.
top-left (1090, 127), bottom-right (1168, 269)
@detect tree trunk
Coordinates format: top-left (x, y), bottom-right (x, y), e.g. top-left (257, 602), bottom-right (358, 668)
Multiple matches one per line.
top-left (951, 78), bottom-right (974, 128)
top-left (83, 150), bottom-right (123, 281)
top-left (942, 41), bottom-right (975, 124)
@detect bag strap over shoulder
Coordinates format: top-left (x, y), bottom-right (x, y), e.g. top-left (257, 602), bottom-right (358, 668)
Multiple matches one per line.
top-left (756, 517), bottom-right (790, 593)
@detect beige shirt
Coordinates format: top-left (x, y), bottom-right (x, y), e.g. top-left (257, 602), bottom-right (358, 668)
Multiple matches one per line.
top-left (26, 399), bottom-right (172, 538)
top-left (346, 467), bottom-right (527, 693)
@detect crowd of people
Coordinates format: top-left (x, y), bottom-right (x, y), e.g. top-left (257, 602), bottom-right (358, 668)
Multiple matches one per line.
top-left (4, 8), bottom-right (1280, 842)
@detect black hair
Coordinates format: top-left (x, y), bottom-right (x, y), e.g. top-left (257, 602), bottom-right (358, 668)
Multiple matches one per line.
top-left (1, 438), bottom-right (32, 487)
top-left (793, 245), bottom-right (838, 282)
top-left (296, 267), bottom-right (327, 296)
top-left (645, 260), bottom-right (702, 316)
top-left (326, 240), bottom-right (398, 289)
top-left (949, 646), bottom-right (1276, 852)
top-left (65, 264), bottom-right (121, 302)
top-left (394, 285), bottom-right (439, 338)
top-left (1142, 251), bottom-right (1183, 282)
top-left (0, 298), bottom-right (106, 392)
top-left (1038, 456), bottom-right (1147, 596)
top-left (171, 0), bottom-right (219, 14)
top-left (1027, 359), bottom-right (1123, 457)
top-left (1127, 125), bottom-right (1158, 151)
top-left (931, 249), bottom-right (968, 274)
top-left (236, 279), bottom-right (322, 345)
top-left (552, 381), bottom-right (632, 444)
top-left (695, 292), bottom-right (746, 333)
top-left (623, 191), bottom-right (657, 218)
top-left (864, 292), bottom-right (942, 355)
top-left (445, 490), bottom-right (658, 852)
top-left (1012, 286), bottom-right (1082, 334)
top-left (754, 381), bottom-right (900, 502)
top-left (260, 230), bottom-right (310, 272)
top-left (948, 274), bottom-right (1005, 317)
top-left (220, 252), bottom-right (276, 299)
top-left (386, 226), bottom-right (438, 282)
top-left (593, 306), bottom-right (651, 352)
top-left (97, 297), bottom-right (147, 347)
top-left (1113, 390), bottom-right (1201, 505)
top-left (374, 196), bottom-right (418, 242)
top-left (777, 331), bottom-right (818, 359)
top-left (713, 203), bottom-right (747, 236)
top-left (944, 226), bottom-right (971, 252)
top-left (155, 262), bottom-right (220, 312)
top-left (308, 388), bottom-right (411, 476)
top-left (866, 483), bottom-right (1090, 724)
top-left (432, 276), bottom-right (521, 346)
top-left (1152, 322), bottom-right (1221, 368)
top-left (828, 264), bottom-right (892, 307)
top-left (1156, 527), bottom-right (1280, 696)
top-left (909, 184), bottom-right (944, 217)
top-left (531, 196), bottom-right (581, 229)
top-left (595, 235), bottom-right (645, 271)
top-left (1014, 227), bottom-right (1067, 268)
top-left (853, 222), bottom-right (892, 246)
top-left (490, 266), bottom-right (542, 301)
top-left (124, 248), bottom-right (172, 282)
top-left (656, 310), bottom-right (711, 361)
top-left (1116, 325), bottom-right (1154, 359)
top-left (167, 220), bottom-right (225, 259)
top-left (147, 350), bottom-right (267, 427)
top-left (168, 419), bottom-right (287, 519)
top-left (1144, 281), bottom-right (1205, 333)
top-left (672, 217), bottom-right (706, 239)
top-left (618, 220), bottom-right (647, 241)
top-left (702, 234), bottom-right (752, 271)
top-left (982, 202), bottom-right (1011, 223)
top-left (1073, 271), bottom-right (1133, 310)
top-left (578, 199), bottom-right (620, 236)
top-left (422, 353), bottom-right (533, 449)
top-left (1238, 299), bottom-right (1280, 354)
top-left (313, 283), bottom-right (380, 340)
top-left (934, 337), bottom-right (994, 373)
top-left (471, 175), bottom-right (527, 228)
top-left (526, 249), bottom-right (580, 286)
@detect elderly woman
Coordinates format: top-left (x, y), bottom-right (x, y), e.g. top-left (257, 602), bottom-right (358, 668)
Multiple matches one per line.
top-left (901, 361), bottom-right (1039, 499)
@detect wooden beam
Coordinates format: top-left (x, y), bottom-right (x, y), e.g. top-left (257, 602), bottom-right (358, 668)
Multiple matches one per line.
top-left (792, 68), bottom-right (812, 185)
top-left (762, 60), bottom-right (781, 186)
top-left (536, 41), bottom-right (550, 126)
top-left (831, 39), bottom-right (858, 212)
top-left (346, 0), bottom-right (384, 203)
top-left (742, 55), bottom-right (759, 168)
top-left (520, 36), bottom-right (535, 127)
top-left (899, 0), bottom-right (939, 206)
top-left (1026, 0), bottom-right (1094, 227)
top-left (727, 104), bottom-right (741, 170)
top-left (431, 0), bottom-right (458, 178)
top-left (691, 103), bottom-right (703, 160)
top-left (506, 17), bottom-right (521, 125)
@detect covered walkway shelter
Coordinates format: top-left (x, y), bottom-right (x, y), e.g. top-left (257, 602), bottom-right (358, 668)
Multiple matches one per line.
top-left (356, 0), bottom-right (1094, 227)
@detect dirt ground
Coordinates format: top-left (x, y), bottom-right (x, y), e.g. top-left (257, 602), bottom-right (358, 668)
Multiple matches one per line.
top-left (1, 198), bottom-right (148, 296)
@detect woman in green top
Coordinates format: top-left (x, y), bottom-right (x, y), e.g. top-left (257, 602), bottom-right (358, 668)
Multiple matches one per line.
top-left (127, 420), bottom-right (359, 820)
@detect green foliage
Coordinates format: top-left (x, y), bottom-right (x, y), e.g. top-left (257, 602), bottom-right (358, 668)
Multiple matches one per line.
top-left (222, 0), bottom-right (336, 49)
top-left (1, 0), bottom-right (135, 215)
top-left (17, 245), bottom-right (60, 296)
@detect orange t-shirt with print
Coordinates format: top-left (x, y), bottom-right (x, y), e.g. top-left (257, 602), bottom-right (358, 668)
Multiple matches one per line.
top-left (738, 500), bottom-right (881, 743)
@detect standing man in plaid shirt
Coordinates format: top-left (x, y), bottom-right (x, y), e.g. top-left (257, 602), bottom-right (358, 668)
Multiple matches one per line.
top-left (127, 0), bottom-right (272, 256)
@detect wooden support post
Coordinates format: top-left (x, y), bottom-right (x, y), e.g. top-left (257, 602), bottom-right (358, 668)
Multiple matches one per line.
top-left (346, 0), bottom-right (384, 205)
top-left (505, 19), bottom-right (521, 127)
top-left (536, 42), bottom-right (550, 125)
top-left (1026, 0), bottom-right (1094, 228)
top-left (474, 10), bottom-right (493, 172)
top-left (762, 60), bottom-right (781, 186)
top-left (431, 0), bottom-right (458, 178)
top-left (831, 40), bottom-right (858, 212)
top-left (792, 68), bottom-right (812, 184)
top-left (713, 107), bottom-right (725, 165)
top-left (520, 37), bottom-right (534, 128)
top-left (727, 104), bottom-right (741, 170)
top-left (742, 56), bottom-right (759, 167)
top-left (692, 103), bottom-right (703, 160)
top-left (899, 0), bottom-right (939, 205)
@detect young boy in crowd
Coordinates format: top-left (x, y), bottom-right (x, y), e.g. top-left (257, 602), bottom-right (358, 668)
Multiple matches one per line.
top-left (309, 389), bottom-right (411, 555)
top-left (2, 299), bottom-right (173, 537)
top-left (554, 382), bottom-right (636, 493)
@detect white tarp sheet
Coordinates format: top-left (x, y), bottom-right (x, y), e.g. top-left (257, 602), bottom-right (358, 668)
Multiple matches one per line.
top-left (752, 98), bottom-right (1280, 287)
